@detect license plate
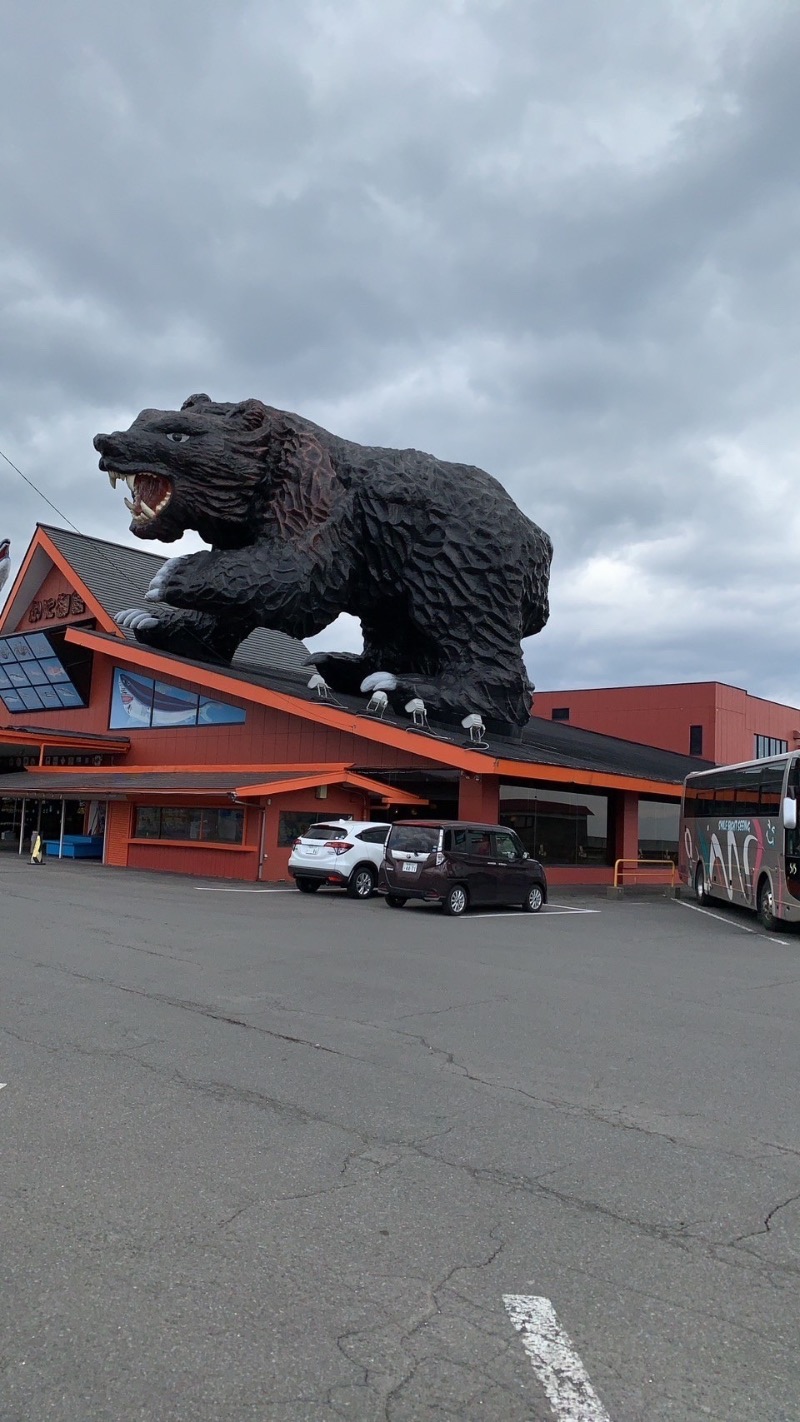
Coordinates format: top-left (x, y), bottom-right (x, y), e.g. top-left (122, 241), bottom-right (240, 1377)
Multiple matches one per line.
top-left (302, 847), bottom-right (319, 856)
top-left (402, 862), bottom-right (418, 873)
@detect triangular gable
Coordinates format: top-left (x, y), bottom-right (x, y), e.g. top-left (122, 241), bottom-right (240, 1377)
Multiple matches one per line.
top-left (0, 526), bottom-right (119, 638)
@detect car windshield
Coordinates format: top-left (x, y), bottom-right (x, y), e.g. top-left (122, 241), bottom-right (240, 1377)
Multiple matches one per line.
top-left (303, 824), bottom-right (348, 841)
top-left (389, 826), bottom-right (440, 854)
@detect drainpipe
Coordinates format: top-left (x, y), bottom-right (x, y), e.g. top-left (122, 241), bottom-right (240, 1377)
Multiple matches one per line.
top-left (258, 806), bottom-right (267, 882)
top-left (18, 797), bottom-right (26, 856)
top-left (102, 800), bottom-right (109, 865)
top-left (58, 799), bottom-right (66, 860)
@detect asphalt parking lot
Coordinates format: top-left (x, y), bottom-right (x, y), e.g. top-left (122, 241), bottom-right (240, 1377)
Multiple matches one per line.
top-left (1, 858), bottom-right (799, 1421)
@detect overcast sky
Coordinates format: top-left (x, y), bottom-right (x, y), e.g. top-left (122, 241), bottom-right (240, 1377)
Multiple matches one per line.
top-left (2, 0), bottom-right (799, 705)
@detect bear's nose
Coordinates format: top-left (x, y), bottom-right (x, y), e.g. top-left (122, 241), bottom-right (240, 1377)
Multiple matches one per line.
top-left (93, 433), bottom-right (108, 453)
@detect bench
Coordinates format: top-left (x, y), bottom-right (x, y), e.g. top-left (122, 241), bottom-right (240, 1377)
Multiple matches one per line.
top-left (42, 834), bottom-right (104, 859)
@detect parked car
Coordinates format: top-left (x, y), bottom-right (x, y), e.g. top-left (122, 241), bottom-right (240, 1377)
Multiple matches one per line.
top-left (379, 820), bottom-right (547, 916)
top-left (288, 820), bottom-right (391, 898)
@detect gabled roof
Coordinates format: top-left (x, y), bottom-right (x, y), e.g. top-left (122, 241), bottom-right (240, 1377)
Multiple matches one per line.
top-left (8, 525), bottom-right (310, 675)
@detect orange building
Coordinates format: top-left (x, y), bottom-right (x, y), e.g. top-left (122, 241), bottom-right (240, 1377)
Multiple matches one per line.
top-left (533, 683), bottom-right (800, 765)
top-left (0, 525), bottom-right (711, 886)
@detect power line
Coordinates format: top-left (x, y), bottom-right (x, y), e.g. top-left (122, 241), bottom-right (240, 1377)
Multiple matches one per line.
top-left (0, 446), bottom-right (83, 534)
top-left (0, 440), bottom-right (230, 668)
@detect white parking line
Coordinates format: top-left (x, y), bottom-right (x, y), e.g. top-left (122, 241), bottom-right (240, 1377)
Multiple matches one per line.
top-left (503, 1295), bottom-right (613, 1421)
top-left (468, 907), bottom-right (601, 920)
top-left (674, 897), bottom-right (789, 945)
top-left (194, 886), bottom-right (297, 893)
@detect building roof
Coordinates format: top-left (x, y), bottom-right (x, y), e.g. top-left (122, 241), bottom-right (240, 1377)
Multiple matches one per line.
top-left (68, 626), bottom-right (712, 791)
top-left (0, 765), bottom-right (427, 803)
top-left (41, 525), bottom-right (311, 675)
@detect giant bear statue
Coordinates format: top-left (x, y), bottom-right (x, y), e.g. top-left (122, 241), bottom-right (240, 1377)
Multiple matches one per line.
top-left (95, 394), bottom-right (552, 733)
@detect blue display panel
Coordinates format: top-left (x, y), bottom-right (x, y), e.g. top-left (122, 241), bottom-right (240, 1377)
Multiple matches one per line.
top-left (0, 632), bottom-right (89, 713)
top-left (109, 668), bottom-right (245, 730)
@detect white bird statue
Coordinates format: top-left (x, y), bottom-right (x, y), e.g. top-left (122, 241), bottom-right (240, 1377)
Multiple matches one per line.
top-left (0, 539), bottom-right (10, 593)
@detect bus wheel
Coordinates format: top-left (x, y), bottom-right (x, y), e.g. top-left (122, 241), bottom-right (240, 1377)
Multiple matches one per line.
top-left (694, 863), bottom-right (707, 905)
top-left (757, 877), bottom-right (778, 931)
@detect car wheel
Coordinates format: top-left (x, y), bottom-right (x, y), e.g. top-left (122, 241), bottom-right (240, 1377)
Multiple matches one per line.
top-left (385, 894), bottom-right (407, 908)
top-left (522, 883), bottom-right (544, 913)
top-left (694, 862), bottom-right (707, 905)
top-left (296, 878), bottom-right (321, 893)
top-left (443, 884), bottom-right (469, 916)
top-left (757, 876), bottom-right (778, 931)
top-left (347, 865), bottom-right (376, 899)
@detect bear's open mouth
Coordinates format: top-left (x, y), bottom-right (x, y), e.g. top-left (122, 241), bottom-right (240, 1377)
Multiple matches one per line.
top-left (107, 471), bottom-right (172, 526)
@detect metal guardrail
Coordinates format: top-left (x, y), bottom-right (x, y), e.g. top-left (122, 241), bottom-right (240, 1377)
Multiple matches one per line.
top-left (613, 857), bottom-right (677, 889)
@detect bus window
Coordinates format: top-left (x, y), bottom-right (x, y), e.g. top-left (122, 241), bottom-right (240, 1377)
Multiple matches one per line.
top-left (759, 761), bottom-right (785, 816)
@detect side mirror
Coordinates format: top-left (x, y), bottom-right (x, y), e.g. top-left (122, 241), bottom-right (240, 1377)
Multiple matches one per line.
top-left (783, 797), bottom-right (797, 830)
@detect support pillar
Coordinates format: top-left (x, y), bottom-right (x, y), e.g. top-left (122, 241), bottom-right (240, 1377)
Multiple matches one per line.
top-left (608, 791), bottom-right (640, 895)
top-left (18, 797), bottom-right (26, 856)
top-left (58, 799), bottom-right (66, 860)
top-left (458, 773), bottom-right (499, 823)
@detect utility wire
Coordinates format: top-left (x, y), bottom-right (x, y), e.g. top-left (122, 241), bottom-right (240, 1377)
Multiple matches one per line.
top-left (0, 446), bottom-right (83, 535)
top-left (0, 440), bottom-right (230, 668)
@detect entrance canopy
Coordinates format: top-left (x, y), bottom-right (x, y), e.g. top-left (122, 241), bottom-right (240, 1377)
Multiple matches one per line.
top-left (0, 763), bottom-right (428, 805)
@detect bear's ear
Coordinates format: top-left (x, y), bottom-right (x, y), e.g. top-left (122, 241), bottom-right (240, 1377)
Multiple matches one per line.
top-left (181, 393), bottom-right (212, 410)
top-left (226, 399), bottom-right (268, 431)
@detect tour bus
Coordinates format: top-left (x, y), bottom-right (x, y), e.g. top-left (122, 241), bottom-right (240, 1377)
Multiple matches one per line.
top-left (680, 752), bottom-right (800, 929)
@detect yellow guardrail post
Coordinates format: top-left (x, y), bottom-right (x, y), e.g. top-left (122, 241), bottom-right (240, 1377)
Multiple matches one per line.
top-left (609, 858), bottom-right (677, 898)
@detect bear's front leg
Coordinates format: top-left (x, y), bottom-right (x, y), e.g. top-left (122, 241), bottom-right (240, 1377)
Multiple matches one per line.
top-left (144, 544), bottom-right (349, 640)
top-left (144, 551), bottom-right (254, 613)
top-left (115, 606), bottom-right (255, 664)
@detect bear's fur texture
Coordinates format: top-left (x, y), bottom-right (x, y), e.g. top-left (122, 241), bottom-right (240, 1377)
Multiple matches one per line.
top-left (94, 394), bottom-right (552, 731)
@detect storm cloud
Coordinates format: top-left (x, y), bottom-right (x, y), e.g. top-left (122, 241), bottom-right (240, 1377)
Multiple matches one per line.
top-left (2, 0), bottom-right (799, 704)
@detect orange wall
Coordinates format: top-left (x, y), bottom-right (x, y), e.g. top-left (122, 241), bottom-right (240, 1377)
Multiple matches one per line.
top-left (533, 683), bottom-right (800, 765)
top-left (14, 564), bottom-right (91, 633)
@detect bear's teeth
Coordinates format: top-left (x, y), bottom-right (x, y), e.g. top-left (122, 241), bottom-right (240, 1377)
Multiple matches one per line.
top-left (125, 475), bottom-right (136, 492)
top-left (156, 496), bottom-right (170, 513)
top-left (107, 472), bottom-right (118, 489)
top-left (140, 502), bottom-right (157, 520)
top-left (124, 497), bottom-right (135, 512)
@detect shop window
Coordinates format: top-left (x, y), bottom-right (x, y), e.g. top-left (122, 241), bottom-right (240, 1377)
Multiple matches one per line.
top-left (133, 806), bottom-right (244, 844)
top-left (499, 783), bottom-right (609, 866)
top-left (638, 800), bottom-right (680, 863)
top-left (110, 668), bottom-right (245, 730)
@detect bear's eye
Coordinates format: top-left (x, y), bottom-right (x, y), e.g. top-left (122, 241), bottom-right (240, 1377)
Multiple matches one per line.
top-left (166, 432), bottom-right (190, 444)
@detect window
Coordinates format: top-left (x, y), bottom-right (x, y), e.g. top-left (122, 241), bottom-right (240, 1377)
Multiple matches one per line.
top-left (551, 707), bottom-right (570, 721)
top-left (357, 826), bottom-right (390, 844)
top-left (110, 668), bottom-right (245, 730)
top-left (638, 800), bottom-right (680, 862)
top-left (278, 812), bottom-right (354, 846)
top-left (133, 806), bottom-right (244, 844)
top-left (467, 830), bottom-right (492, 856)
top-left (388, 825), bottom-right (440, 855)
top-left (493, 831), bottom-right (524, 861)
top-left (689, 725), bottom-right (703, 757)
top-left (683, 759), bottom-right (789, 818)
top-left (755, 734), bottom-right (788, 759)
top-left (0, 630), bottom-right (89, 713)
top-left (500, 784), bottom-right (610, 865)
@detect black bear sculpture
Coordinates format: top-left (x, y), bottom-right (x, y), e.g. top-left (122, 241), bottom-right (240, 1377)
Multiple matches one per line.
top-left (95, 394), bottom-right (552, 733)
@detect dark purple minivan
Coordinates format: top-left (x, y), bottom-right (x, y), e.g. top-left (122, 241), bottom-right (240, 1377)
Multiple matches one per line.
top-left (378, 820), bottom-right (548, 916)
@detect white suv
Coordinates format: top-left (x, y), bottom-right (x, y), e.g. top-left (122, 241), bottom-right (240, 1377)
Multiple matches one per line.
top-left (288, 820), bottom-right (391, 899)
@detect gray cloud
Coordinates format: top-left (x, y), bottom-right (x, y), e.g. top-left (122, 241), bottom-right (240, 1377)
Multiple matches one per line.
top-left (2, 0), bottom-right (799, 708)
